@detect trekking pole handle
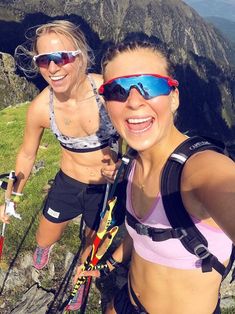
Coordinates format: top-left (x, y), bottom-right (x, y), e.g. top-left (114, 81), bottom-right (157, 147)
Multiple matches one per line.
top-left (5, 171), bottom-right (15, 202)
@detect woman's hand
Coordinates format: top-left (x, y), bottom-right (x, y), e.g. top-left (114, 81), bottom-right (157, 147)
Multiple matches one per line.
top-left (73, 264), bottom-right (101, 284)
top-left (101, 157), bottom-right (123, 183)
top-left (0, 204), bottom-right (10, 224)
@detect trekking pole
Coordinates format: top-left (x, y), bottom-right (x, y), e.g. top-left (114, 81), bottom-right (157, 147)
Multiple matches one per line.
top-left (61, 197), bottom-right (118, 313)
top-left (76, 225), bottom-right (119, 314)
top-left (100, 182), bottom-right (111, 218)
top-left (0, 173), bottom-right (11, 191)
top-left (61, 147), bottom-right (136, 313)
top-left (0, 171), bottom-right (15, 260)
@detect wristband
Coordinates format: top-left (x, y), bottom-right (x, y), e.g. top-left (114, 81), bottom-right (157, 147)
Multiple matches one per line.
top-left (107, 255), bottom-right (123, 268)
top-left (92, 263), bottom-right (111, 278)
top-left (12, 195), bottom-right (22, 204)
top-left (98, 264), bottom-right (111, 278)
top-left (12, 192), bottom-right (23, 196)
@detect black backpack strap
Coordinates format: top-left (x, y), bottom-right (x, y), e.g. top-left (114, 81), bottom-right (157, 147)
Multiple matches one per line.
top-left (231, 246), bottom-right (235, 283)
top-left (126, 211), bottom-right (187, 242)
top-left (122, 148), bottom-right (138, 181)
top-left (222, 245), bottom-right (235, 282)
top-left (161, 136), bottom-right (227, 275)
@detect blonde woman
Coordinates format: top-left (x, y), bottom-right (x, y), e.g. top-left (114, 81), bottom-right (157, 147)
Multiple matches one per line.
top-left (0, 20), bottom-right (125, 310)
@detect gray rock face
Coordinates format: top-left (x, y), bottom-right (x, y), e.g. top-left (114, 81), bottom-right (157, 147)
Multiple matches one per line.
top-left (0, 52), bottom-right (38, 110)
top-left (220, 265), bottom-right (235, 309)
top-left (10, 284), bottom-right (54, 314)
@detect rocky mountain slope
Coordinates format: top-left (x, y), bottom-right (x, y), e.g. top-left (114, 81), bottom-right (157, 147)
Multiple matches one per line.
top-left (206, 16), bottom-right (235, 44)
top-left (0, 0), bottom-right (234, 144)
top-left (0, 0), bottom-right (234, 64)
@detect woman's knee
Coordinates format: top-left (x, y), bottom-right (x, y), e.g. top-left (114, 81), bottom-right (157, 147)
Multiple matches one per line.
top-left (36, 216), bottom-right (69, 245)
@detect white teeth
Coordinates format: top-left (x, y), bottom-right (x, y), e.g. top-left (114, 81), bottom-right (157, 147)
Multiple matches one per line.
top-left (128, 117), bottom-right (152, 124)
top-left (50, 76), bottom-right (65, 81)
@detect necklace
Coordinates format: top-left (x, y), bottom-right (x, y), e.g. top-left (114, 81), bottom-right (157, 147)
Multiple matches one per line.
top-left (136, 156), bottom-right (166, 192)
top-left (137, 165), bottom-right (145, 191)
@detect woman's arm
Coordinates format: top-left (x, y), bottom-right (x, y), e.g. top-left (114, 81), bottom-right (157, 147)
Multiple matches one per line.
top-left (183, 150), bottom-right (235, 243)
top-left (0, 98), bottom-right (46, 223)
top-left (13, 101), bottom-right (45, 193)
top-left (107, 232), bottom-right (133, 271)
top-left (74, 233), bottom-right (133, 281)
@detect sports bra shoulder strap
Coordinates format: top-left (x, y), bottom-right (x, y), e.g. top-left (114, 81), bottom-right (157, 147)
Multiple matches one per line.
top-left (87, 73), bottom-right (98, 95)
top-left (49, 88), bottom-right (54, 116)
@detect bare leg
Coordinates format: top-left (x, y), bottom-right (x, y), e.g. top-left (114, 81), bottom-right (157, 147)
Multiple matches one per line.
top-left (105, 299), bottom-right (117, 314)
top-left (36, 215), bottom-right (69, 247)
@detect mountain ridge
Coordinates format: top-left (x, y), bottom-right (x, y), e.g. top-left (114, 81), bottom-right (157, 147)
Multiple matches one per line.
top-left (183, 0), bottom-right (235, 44)
top-left (183, 0), bottom-right (235, 22)
top-left (0, 0), bottom-right (234, 144)
top-left (0, 0), bottom-right (234, 65)
top-left (206, 16), bottom-right (235, 44)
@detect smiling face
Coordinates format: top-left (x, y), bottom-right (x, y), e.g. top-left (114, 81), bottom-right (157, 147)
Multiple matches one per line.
top-left (103, 48), bottom-right (179, 152)
top-left (36, 31), bottom-right (82, 95)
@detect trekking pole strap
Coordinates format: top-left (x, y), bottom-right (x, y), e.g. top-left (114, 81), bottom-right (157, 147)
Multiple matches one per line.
top-left (0, 172), bottom-right (17, 191)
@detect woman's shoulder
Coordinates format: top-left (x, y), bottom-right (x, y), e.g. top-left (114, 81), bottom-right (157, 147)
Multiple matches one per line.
top-left (182, 148), bottom-right (235, 192)
top-left (27, 86), bottom-right (51, 123)
top-left (179, 148), bottom-right (235, 222)
top-left (187, 149), bottom-right (233, 172)
top-left (29, 86), bottom-right (50, 109)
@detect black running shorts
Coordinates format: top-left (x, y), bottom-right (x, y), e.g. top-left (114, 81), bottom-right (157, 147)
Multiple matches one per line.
top-left (114, 283), bottom-right (221, 314)
top-left (42, 170), bottom-right (126, 230)
top-left (114, 283), bottom-right (142, 314)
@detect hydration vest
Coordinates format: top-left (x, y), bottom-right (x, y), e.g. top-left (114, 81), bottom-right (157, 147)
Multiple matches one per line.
top-left (126, 136), bottom-right (235, 281)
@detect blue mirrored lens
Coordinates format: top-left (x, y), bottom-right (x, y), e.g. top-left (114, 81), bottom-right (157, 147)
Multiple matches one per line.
top-left (103, 75), bottom-right (172, 101)
top-left (49, 53), bottom-right (64, 63)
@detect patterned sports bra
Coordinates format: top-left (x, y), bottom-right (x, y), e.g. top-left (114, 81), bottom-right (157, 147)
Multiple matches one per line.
top-left (49, 74), bottom-right (118, 153)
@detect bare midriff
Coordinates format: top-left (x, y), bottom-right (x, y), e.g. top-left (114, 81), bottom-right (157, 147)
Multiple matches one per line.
top-left (129, 251), bottom-right (224, 314)
top-left (60, 146), bottom-right (117, 184)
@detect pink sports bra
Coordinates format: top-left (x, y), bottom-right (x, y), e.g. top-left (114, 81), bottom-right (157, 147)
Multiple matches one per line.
top-left (125, 161), bottom-right (233, 270)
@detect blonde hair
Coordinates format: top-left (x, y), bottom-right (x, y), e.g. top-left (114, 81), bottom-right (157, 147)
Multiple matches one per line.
top-left (15, 20), bottom-right (93, 78)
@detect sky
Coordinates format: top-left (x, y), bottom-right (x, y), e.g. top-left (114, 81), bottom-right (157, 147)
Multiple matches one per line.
top-left (183, 0), bottom-right (235, 22)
